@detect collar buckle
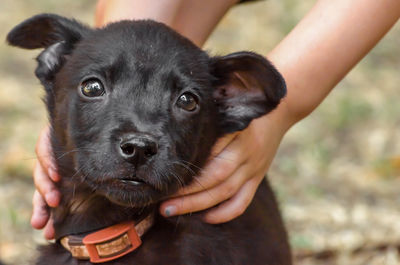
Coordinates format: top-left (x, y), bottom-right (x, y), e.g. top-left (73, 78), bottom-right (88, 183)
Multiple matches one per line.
top-left (82, 221), bottom-right (141, 263)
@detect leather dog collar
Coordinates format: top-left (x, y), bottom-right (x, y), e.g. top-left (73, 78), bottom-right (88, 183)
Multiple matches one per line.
top-left (60, 214), bottom-right (154, 263)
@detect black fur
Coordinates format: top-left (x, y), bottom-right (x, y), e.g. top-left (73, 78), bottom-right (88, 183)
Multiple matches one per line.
top-left (7, 14), bottom-right (291, 265)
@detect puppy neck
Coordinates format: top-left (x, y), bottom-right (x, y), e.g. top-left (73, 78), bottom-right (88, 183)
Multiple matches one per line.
top-left (52, 180), bottom-right (156, 240)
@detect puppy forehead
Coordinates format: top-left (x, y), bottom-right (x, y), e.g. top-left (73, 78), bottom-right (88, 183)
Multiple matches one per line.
top-left (76, 20), bottom-right (207, 71)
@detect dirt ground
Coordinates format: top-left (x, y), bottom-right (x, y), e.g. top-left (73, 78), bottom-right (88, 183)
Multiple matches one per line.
top-left (0, 1), bottom-right (399, 264)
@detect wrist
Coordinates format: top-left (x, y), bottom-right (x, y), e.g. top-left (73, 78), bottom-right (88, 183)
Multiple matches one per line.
top-left (267, 99), bottom-right (298, 135)
top-left (251, 99), bottom-right (296, 148)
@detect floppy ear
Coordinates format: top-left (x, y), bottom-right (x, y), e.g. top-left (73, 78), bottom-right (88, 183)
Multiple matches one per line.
top-left (7, 13), bottom-right (89, 82)
top-left (210, 51), bottom-right (286, 134)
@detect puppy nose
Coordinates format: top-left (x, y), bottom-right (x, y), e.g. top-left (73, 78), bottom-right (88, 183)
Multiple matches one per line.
top-left (119, 134), bottom-right (158, 165)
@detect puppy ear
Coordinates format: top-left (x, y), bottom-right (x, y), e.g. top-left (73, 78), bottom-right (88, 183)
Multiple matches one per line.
top-left (210, 51), bottom-right (286, 134)
top-left (7, 13), bottom-right (89, 81)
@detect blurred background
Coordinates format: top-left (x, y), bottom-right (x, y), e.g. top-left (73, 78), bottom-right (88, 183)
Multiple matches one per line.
top-left (0, 1), bottom-right (399, 264)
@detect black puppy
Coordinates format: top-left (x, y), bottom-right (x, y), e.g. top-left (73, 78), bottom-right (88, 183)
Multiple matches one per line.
top-left (7, 14), bottom-right (291, 265)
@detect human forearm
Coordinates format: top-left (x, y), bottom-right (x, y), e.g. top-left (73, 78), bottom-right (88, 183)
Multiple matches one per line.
top-left (268, 0), bottom-right (400, 127)
top-left (95, 0), bottom-right (237, 46)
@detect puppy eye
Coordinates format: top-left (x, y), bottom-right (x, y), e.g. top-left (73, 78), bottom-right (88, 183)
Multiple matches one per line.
top-left (176, 92), bottom-right (198, 111)
top-left (80, 79), bottom-right (105, 97)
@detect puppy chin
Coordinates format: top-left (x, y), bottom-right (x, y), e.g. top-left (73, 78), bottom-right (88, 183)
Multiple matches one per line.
top-left (98, 185), bottom-right (162, 208)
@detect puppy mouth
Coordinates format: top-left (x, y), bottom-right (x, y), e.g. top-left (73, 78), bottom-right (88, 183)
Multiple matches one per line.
top-left (95, 173), bottom-right (163, 207)
top-left (119, 177), bottom-right (146, 186)
top-left (112, 171), bottom-right (149, 186)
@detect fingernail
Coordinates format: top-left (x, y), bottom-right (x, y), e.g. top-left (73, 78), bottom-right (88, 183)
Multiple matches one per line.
top-left (45, 191), bottom-right (59, 207)
top-left (48, 168), bottom-right (60, 182)
top-left (30, 214), bottom-right (39, 226)
top-left (164, 206), bottom-right (177, 217)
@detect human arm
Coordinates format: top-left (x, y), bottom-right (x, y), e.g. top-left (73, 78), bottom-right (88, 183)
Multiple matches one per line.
top-left (158, 0), bottom-right (400, 222)
top-left (95, 0), bottom-right (238, 46)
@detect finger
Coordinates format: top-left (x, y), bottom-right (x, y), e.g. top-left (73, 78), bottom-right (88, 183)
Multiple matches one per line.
top-left (31, 190), bottom-right (50, 229)
top-left (174, 136), bottom-right (248, 196)
top-left (202, 174), bottom-right (264, 224)
top-left (43, 217), bottom-right (55, 240)
top-left (35, 126), bottom-right (60, 182)
top-left (209, 132), bottom-right (238, 157)
top-left (160, 164), bottom-right (250, 217)
top-left (34, 162), bottom-right (61, 208)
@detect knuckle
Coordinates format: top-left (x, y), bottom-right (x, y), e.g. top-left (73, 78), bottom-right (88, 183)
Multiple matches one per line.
top-left (182, 197), bottom-right (200, 212)
top-left (212, 166), bottom-right (228, 182)
top-left (212, 160), bottom-right (236, 181)
top-left (222, 182), bottom-right (237, 197)
top-left (184, 201), bottom-right (196, 212)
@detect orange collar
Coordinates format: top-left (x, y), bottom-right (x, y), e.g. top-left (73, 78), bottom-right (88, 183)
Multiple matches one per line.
top-left (60, 214), bottom-right (154, 263)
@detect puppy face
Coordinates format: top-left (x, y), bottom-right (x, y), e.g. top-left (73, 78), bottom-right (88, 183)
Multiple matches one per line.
top-left (7, 14), bottom-right (286, 207)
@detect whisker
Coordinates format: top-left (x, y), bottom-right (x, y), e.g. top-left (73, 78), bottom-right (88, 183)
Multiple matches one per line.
top-left (171, 161), bottom-right (215, 200)
top-left (168, 171), bottom-right (185, 190)
top-left (173, 161), bottom-right (196, 176)
top-left (72, 183), bottom-right (76, 200)
top-left (69, 163), bottom-right (88, 182)
top-left (177, 159), bottom-right (202, 171)
top-left (151, 164), bottom-right (165, 191)
top-left (24, 147), bottom-right (97, 162)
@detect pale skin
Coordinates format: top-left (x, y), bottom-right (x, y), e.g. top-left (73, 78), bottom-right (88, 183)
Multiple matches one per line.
top-left (31, 0), bottom-right (400, 239)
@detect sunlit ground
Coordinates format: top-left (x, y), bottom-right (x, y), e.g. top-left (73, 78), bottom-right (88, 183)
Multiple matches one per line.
top-left (1, 1), bottom-right (399, 264)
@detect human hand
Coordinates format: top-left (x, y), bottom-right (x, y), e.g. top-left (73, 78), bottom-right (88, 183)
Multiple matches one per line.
top-left (159, 107), bottom-right (291, 224)
top-left (31, 126), bottom-right (61, 240)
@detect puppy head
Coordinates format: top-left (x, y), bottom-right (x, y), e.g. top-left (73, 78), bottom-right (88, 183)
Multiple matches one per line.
top-left (7, 14), bottom-right (286, 207)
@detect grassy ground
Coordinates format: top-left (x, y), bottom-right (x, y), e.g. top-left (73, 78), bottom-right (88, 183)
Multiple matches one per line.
top-left (1, 1), bottom-right (399, 264)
